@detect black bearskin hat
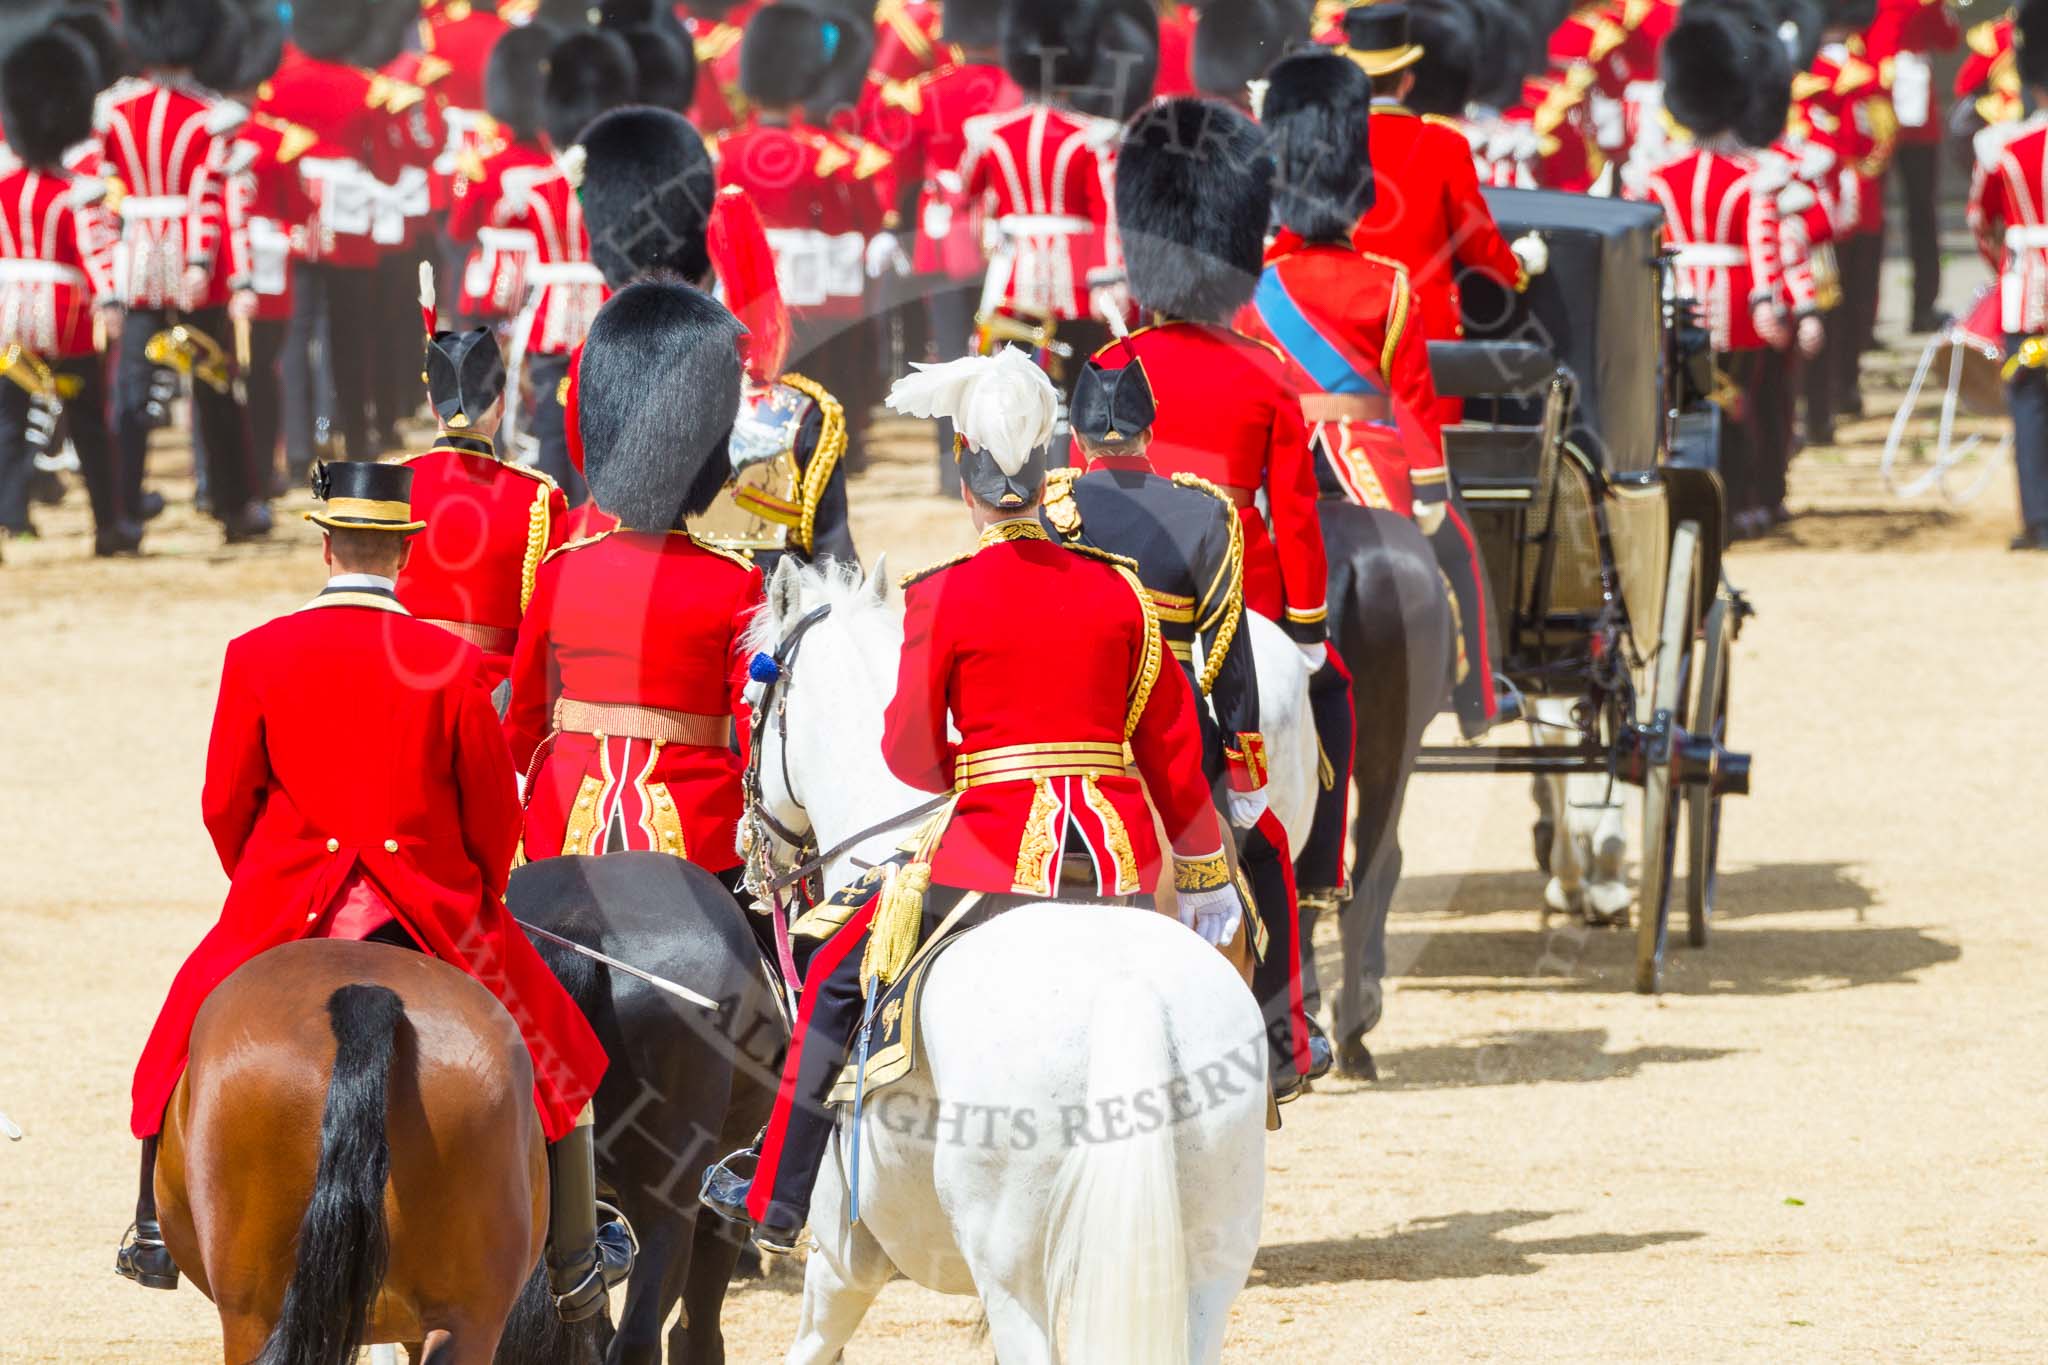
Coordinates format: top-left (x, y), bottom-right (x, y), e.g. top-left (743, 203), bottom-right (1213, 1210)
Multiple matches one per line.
top-left (1738, 19), bottom-right (1794, 150)
top-left (575, 106), bottom-right (718, 287)
top-left (1116, 97), bottom-right (1274, 323)
top-left (1821, 0), bottom-right (1875, 31)
top-left (486, 23), bottom-right (557, 143)
top-left (1662, 7), bottom-right (1752, 140)
top-left (944, 0), bottom-right (1003, 48)
top-left (1263, 50), bottom-right (1375, 242)
top-left (196, 3), bottom-right (285, 96)
top-left (544, 28), bottom-right (635, 150)
top-left (2022, 0), bottom-right (2048, 90)
top-left (293, 0), bottom-right (373, 62)
top-left (534, 0), bottom-right (600, 26)
top-left (578, 282), bottom-right (745, 531)
top-left (812, 11), bottom-right (879, 122)
top-left (354, 0), bottom-right (423, 68)
top-left (124, 0), bottom-right (224, 69)
top-left (627, 25), bottom-right (697, 110)
top-left (1002, 0), bottom-right (1103, 95)
top-left (1071, 0), bottom-right (1158, 122)
top-left (1407, 1), bottom-right (1480, 116)
top-left (1463, 0), bottom-right (1533, 110)
top-left (739, 4), bottom-right (840, 108)
top-left (1, 27), bottom-right (100, 170)
top-left (425, 328), bottom-right (508, 429)
top-left (1192, 0), bottom-right (1296, 101)
top-left (50, 5), bottom-right (129, 92)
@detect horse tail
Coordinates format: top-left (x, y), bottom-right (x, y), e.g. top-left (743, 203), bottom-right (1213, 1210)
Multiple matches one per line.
top-left (255, 984), bottom-right (403, 1365)
top-left (1044, 982), bottom-right (1189, 1365)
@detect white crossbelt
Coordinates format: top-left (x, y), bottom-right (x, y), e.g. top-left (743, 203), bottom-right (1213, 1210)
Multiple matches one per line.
top-left (119, 195), bottom-right (189, 222)
top-left (526, 261), bottom-right (606, 287)
top-left (1671, 243), bottom-right (1747, 268)
top-left (0, 260), bottom-right (88, 285)
top-left (995, 213), bottom-right (1092, 237)
top-left (2005, 225), bottom-right (2048, 250)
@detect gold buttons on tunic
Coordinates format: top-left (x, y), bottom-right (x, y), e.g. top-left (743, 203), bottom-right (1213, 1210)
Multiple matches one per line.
top-left (306, 912), bottom-right (318, 923)
top-left (326, 838), bottom-right (340, 853)
top-left (384, 839), bottom-right (399, 853)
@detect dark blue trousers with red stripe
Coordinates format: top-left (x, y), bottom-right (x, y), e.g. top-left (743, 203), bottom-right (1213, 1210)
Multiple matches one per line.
top-left (1429, 483), bottom-right (1501, 732)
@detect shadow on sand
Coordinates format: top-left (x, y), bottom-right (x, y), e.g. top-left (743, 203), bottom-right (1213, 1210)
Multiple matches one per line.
top-left (1251, 1209), bottom-right (1703, 1287)
top-left (1358, 1026), bottom-right (1736, 1090)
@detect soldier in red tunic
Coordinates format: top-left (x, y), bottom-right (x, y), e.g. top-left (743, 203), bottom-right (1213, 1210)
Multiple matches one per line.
top-left (422, 0), bottom-right (515, 115)
top-left (504, 283), bottom-right (764, 874)
top-left (445, 24), bottom-right (554, 326)
top-left (701, 346), bottom-right (1236, 1252)
top-left (0, 24), bottom-right (135, 556)
top-left (1867, 0), bottom-right (1962, 334)
top-left (98, 0), bottom-right (268, 541)
top-left (1802, 2), bottom-right (1891, 423)
top-left (396, 321), bottom-right (567, 694)
top-left (870, 0), bottom-right (953, 84)
top-left (1106, 96), bottom-right (1357, 910)
top-left (120, 458), bottom-right (631, 1321)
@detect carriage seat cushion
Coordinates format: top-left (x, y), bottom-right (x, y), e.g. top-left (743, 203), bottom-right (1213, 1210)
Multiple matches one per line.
top-left (1443, 423), bottom-right (1550, 490)
top-left (1427, 341), bottom-right (1557, 400)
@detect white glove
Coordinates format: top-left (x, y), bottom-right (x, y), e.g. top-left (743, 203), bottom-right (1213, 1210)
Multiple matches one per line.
top-left (1177, 884), bottom-right (1242, 948)
top-left (1751, 299), bottom-right (1791, 351)
top-left (1510, 232), bottom-right (1549, 279)
top-left (1413, 498), bottom-right (1448, 537)
top-left (1226, 788), bottom-right (1269, 830)
top-left (1797, 313), bottom-right (1825, 359)
top-left (1296, 641), bottom-right (1328, 671)
top-left (864, 232), bottom-right (909, 280)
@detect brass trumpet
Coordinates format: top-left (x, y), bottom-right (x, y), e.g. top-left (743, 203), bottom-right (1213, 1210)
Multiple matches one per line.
top-left (974, 308), bottom-right (1074, 363)
top-left (144, 321), bottom-right (234, 395)
top-left (0, 344), bottom-right (82, 403)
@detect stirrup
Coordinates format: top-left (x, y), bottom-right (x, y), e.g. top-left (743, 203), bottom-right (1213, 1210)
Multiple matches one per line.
top-left (698, 1147), bottom-right (759, 1224)
top-left (114, 1222), bottom-right (179, 1291)
top-left (550, 1203), bottom-right (636, 1323)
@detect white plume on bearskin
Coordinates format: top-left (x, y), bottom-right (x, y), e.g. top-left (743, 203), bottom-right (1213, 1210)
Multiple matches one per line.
top-left (886, 348), bottom-right (1057, 476)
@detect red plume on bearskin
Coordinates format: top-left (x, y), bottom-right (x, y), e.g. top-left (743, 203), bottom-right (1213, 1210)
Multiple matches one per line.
top-left (707, 186), bottom-right (791, 384)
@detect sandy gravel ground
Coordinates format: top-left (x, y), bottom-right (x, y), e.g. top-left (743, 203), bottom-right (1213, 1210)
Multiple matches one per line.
top-left (4, 328), bottom-right (2046, 1362)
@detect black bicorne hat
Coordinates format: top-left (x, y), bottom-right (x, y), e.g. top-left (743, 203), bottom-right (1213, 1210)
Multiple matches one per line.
top-left (959, 441), bottom-right (1047, 511)
top-left (1070, 354), bottom-right (1156, 448)
top-left (1341, 1), bottom-right (1423, 77)
top-left (307, 460), bottom-right (426, 534)
top-left (425, 329), bottom-right (507, 431)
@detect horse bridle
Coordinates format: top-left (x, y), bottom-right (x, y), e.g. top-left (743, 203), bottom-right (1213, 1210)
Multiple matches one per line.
top-left (740, 601), bottom-right (953, 907)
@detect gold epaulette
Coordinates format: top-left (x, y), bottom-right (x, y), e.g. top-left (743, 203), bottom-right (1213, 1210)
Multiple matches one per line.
top-left (695, 22), bottom-right (743, 64)
top-left (900, 552), bottom-right (971, 588)
top-left (1587, 16), bottom-right (1628, 63)
top-left (880, 0), bottom-right (935, 64)
top-left (1421, 113), bottom-right (1463, 132)
top-left (414, 55), bottom-right (453, 88)
top-left (1065, 542), bottom-right (1141, 574)
top-left (806, 132), bottom-right (854, 179)
top-left (1043, 466), bottom-right (1083, 537)
top-left (1791, 72), bottom-right (1831, 104)
top-left (1622, 0), bottom-right (1656, 29)
top-left (682, 530), bottom-right (758, 571)
top-left (1837, 57), bottom-right (1878, 97)
top-left (367, 74), bottom-right (428, 114)
top-left (850, 139), bottom-right (892, 181)
top-left (499, 460), bottom-right (559, 490)
top-left (879, 74), bottom-right (928, 116)
top-left (542, 529), bottom-right (615, 564)
top-left (779, 371), bottom-right (846, 557)
top-left (1968, 21), bottom-right (2005, 61)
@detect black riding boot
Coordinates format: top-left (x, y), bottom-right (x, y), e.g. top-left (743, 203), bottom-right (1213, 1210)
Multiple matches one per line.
top-left (114, 1137), bottom-right (179, 1290)
top-left (546, 1120), bottom-right (636, 1323)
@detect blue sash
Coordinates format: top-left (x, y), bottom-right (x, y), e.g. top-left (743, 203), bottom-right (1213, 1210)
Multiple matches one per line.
top-left (1253, 267), bottom-right (1384, 397)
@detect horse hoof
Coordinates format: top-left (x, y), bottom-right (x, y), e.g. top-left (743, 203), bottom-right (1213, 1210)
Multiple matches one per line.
top-left (1337, 1033), bottom-right (1378, 1081)
top-left (1532, 821), bottom-right (1555, 876)
top-left (1543, 877), bottom-right (1585, 917)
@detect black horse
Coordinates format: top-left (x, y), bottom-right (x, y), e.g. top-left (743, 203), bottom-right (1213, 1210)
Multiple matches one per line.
top-left (1311, 502), bottom-right (1455, 1079)
top-left (509, 853), bottom-right (786, 1365)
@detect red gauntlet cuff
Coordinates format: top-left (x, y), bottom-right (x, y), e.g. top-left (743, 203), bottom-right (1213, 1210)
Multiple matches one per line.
top-left (1225, 732), bottom-right (1269, 793)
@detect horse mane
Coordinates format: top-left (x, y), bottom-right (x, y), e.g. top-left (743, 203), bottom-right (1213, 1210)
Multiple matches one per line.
top-left (741, 558), bottom-right (897, 661)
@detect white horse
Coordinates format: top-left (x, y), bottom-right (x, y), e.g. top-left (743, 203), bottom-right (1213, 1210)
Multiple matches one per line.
top-left (1529, 696), bottom-right (1632, 925)
top-left (746, 557), bottom-right (1286, 1364)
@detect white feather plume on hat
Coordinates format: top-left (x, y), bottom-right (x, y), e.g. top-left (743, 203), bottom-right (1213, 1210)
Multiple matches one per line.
top-left (885, 346), bottom-right (1057, 476)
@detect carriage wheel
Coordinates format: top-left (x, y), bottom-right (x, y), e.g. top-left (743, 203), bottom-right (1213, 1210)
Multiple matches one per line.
top-left (1685, 597), bottom-right (1734, 948)
top-left (1635, 522), bottom-right (1700, 994)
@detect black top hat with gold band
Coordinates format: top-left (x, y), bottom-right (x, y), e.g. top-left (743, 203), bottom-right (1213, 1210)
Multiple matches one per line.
top-left (425, 328), bottom-right (506, 431)
top-left (306, 460), bottom-right (426, 535)
top-left (1071, 351), bottom-right (1156, 448)
top-left (1341, 1), bottom-right (1424, 77)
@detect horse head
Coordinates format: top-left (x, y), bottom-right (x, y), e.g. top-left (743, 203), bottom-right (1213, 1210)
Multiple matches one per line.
top-left (741, 556), bottom-right (922, 895)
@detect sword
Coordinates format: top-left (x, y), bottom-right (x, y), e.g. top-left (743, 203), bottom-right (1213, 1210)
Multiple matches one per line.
top-left (515, 918), bottom-right (722, 1012)
top-left (847, 978), bottom-right (880, 1225)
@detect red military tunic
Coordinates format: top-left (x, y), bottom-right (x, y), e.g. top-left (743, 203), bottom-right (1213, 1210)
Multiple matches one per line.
top-left (492, 155), bottom-right (606, 355)
top-left (962, 101), bottom-right (1120, 322)
top-left (1968, 112), bottom-right (2048, 336)
top-left (447, 133), bottom-right (550, 320)
top-left (1086, 321), bottom-right (1329, 639)
top-left (1630, 139), bottom-right (1784, 353)
top-left (504, 529), bottom-right (761, 873)
top-left (395, 432), bottom-right (569, 686)
top-left (131, 587), bottom-right (607, 1143)
top-left (1349, 104), bottom-right (1528, 348)
top-left (684, 0), bottom-right (765, 137)
top-left (0, 162), bottom-right (108, 356)
top-left (883, 522), bottom-right (1225, 897)
top-left (421, 3), bottom-right (512, 115)
top-left (1156, 2), bottom-right (1200, 98)
top-left (1955, 17), bottom-right (2020, 129)
top-left (1504, 73), bottom-right (1604, 194)
top-left (870, 0), bottom-right (952, 84)
top-left (259, 44), bottom-right (399, 271)
top-left (1799, 41), bottom-right (1893, 242)
top-left (713, 116), bottom-right (888, 322)
top-left (220, 113), bottom-right (318, 325)
top-left (1865, 0), bottom-right (1962, 150)
top-left (92, 77), bottom-right (231, 310)
top-left (860, 60), bottom-right (1022, 279)
top-left (1237, 230), bottom-right (1445, 517)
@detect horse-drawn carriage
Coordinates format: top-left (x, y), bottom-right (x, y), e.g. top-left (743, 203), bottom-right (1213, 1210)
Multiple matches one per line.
top-left (1417, 190), bottom-right (1753, 994)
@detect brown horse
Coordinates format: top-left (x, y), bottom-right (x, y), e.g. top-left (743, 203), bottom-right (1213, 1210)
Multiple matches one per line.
top-left (155, 939), bottom-right (586, 1365)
